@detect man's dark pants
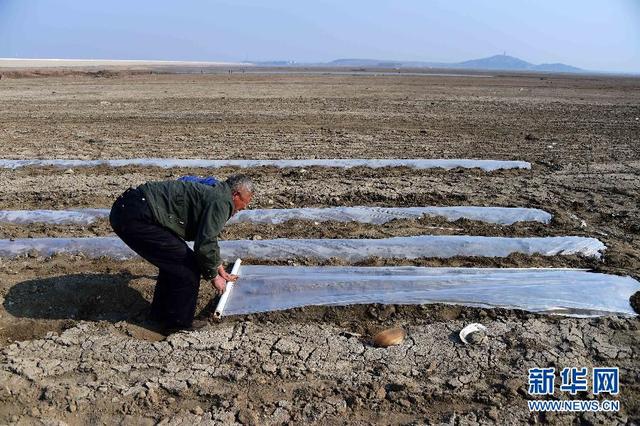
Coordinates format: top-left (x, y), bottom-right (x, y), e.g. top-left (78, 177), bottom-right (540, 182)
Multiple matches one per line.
top-left (109, 187), bottom-right (201, 328)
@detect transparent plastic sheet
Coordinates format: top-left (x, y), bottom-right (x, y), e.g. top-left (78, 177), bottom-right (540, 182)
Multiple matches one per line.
top-left (0, 209), bottom-right (109, 225)
top-left (220, 236), bottom-right (605, 261)
top-left (0, 237), bottom-right (136, 260)
top-left (0, 206), bottom-right (552, 226)
top-left (221, 266), bottom-right (640, 317)
top-left (231, 206), bottom-right (551, 225)
top-left (0, 235), bottom-right (605, 260)
top-left (0, 158), bottom-right (530, 171)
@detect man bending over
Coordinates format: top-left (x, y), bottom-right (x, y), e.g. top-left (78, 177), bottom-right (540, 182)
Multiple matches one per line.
top-left (110, 174), bottom-right (254, 332)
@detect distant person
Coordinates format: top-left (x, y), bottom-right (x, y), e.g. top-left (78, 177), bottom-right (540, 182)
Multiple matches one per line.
top-left (109, 174), bottom-right (254, 333)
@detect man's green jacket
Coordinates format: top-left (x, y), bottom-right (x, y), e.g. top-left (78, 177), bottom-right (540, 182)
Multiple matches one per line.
top-left (139, 180), bottom-right (233, 280)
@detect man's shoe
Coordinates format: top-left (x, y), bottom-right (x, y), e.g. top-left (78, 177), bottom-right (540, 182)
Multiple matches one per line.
top-left (162, 319), bottom-right (210, 336)
top-left (139, 318), bottom-right (167, 334)
top-left (191, 319), bottom-right (210, 330)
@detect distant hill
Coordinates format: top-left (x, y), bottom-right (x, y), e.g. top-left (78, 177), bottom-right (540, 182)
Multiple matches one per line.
top-left (453, 55), bottom-right (582, 72)
top-left (327, 54), bottom-right (583, 73)
top-left (531, 62), bottom-right (582, 73)
top-left (455, 54), bottom-right (532, 70)
top-left (330, 58), bottom-right (404, 67)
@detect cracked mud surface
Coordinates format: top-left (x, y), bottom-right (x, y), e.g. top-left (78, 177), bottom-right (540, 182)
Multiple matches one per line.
top-left (0, 70), bottom-right (638, 424)
top-left (1, 310), bottom-right (638, 425)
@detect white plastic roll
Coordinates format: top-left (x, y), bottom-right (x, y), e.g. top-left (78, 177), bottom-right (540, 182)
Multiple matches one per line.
top-left (214, 258), bottom-right (242, 319)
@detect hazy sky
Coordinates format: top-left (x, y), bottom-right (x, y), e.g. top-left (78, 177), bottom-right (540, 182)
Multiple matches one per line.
top-left (0, 0), bottom-right (638, 73)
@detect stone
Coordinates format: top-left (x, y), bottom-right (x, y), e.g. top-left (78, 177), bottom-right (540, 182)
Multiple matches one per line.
top-left (458, 374), bottom-right (474, 385)
top-left (237, 408), bottom-right (259, 425)
top-left (399, 399), bottom-right (411, 408)
top-left (466, 329), bottom-right (488, 344)
top-left (271, 407), bottom-right (291, 423)
top-left (159, 377), bottom-right (188, 395)
top-left (504, 378), bottom-right (520, 395)
top-left (147, 388), bottom-right (159, 404)
top-left (262, 363), bottom-right (277, 373)
top-left (274, 338), bottom-right (300, 355)
top-left (276, 400), bottom-right (291, 409)
top-left (487, 407), bottom-right (499, 421)
top-left (447, 377), bottom-right (463, 388)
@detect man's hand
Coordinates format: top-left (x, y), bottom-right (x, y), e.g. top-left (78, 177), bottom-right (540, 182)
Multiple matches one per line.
top-left (217, 264), bottom-right (238, 282)
top-left (212, 275), bottom-right (227, 295)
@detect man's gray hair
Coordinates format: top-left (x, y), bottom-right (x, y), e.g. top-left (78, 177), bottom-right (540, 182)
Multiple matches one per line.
top-left (226, 174), bottom-right (254, 194)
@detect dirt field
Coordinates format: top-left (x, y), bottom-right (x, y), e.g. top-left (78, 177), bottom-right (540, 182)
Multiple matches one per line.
top-left (0, 69), bottom-right (639, 424)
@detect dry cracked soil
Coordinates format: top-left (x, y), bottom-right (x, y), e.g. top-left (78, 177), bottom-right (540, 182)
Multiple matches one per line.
top-left (0, 68), bottom-right (638, 425)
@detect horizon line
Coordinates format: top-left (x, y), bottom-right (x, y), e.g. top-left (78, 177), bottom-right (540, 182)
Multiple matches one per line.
top-left (0, 57), bottom-right (637, 76)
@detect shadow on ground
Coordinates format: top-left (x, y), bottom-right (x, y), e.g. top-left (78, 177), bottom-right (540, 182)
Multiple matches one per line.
top-left (4, 272), bottom-right (150, 322)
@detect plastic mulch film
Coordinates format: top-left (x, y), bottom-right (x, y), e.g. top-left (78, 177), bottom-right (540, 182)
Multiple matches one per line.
top-left (0, 237), bottom-right (136, 260)
top-left (221, 266), bottom-right (640, 317)
top-left (0, 209), bottom-right (109, 225)
top-left (220, 236), bottom-right (605, 261)
top-left (0, 235), bottom-right (605, 260)
top-left (230, 206), bottom-right (552, 225)
top-left (0, 158), bottom-right (530, 171)
top-left (0, 206), bottom-right (552, 226)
